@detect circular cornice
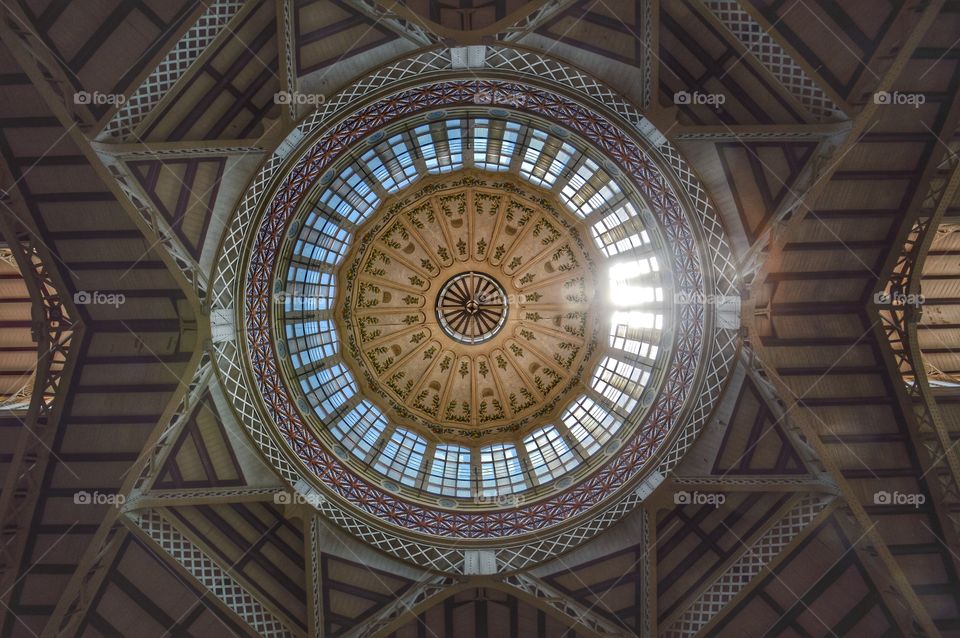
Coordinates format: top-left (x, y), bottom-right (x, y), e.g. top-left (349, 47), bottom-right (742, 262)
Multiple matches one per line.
top-left (210, 47), bottom-right (740, 573)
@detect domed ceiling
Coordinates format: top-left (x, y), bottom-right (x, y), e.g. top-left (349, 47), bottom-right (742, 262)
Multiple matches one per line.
top-left (212, 50), bottom-right (739, 569)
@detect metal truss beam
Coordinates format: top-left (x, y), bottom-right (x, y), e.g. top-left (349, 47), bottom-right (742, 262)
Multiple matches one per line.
top-left (44, 353), bottom-right (211, 637)
top-left (0, 4), bottom-right (209, 318)
top-left (277, 0), bottom-right (299, 123)
top-left (339, 0), bottom-right (438, 46)
top-left (0, 168), bottom-right (78, 615)
top-left (127, 509), bottom-right (299, 637)
top-left (90, 138), bottom-right (270, 159)
top-left (744, 353), bottom-right (943, 638)
top-left (344, 575), bottom-right (464, 638)
top-left (670, 475), bottom-right (838, 494)
top-left (501, 573), bottom-right (631, 637)
top-left (678, 495), bottom-right (837, 637)
top-left (98, 0), bottom-right (247, 141)
top-left (872, 101), bottom-right (960, 564)
top-left (670, 121), bottom-right (851, 141)
top-left (742, 0), bottom-right (946, 279)
top-left (498, 0), bottom-right (577, 42)
top-left (122, 486), bottom-right (286, 512)
top-left (694, 0), bottom-right (845, 121)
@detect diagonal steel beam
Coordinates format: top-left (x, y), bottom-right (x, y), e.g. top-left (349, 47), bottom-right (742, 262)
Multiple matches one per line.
top-left (660, 493), bottom-right (835, 637)
top-left (0, 168), bottom-right (79, 618)
top-left (745, 352), bottom-right (943, 638)
top-left (43, 354), bottom-right (211, 637)
top-left (127, 509), bottom-right (299, 637)
top-left (98, 0), bottom-right (247, 141)
top-left (741, 0), bottom-right (947, 281)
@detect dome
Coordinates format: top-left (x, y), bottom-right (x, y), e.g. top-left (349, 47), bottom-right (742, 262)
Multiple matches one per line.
top-left (212, 49), bottom-right (738, 570)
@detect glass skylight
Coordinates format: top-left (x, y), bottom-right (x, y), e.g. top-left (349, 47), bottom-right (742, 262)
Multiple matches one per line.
top-left (280, 112), bottom-right (673, 502)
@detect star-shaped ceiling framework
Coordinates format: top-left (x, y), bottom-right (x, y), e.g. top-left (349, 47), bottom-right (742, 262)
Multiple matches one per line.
top-left (0, 1), bottom-right (958, 637)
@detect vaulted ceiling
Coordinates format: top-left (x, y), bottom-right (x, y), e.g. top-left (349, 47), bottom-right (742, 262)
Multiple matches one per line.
top-left (0, 1), bottom-right (958, 637)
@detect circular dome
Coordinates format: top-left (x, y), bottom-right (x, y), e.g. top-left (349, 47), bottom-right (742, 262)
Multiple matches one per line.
top-left (211, 47), bottom-right (739, 572)
top-left (278, 135), bottom-right (670, 505)
top-left (334, 170), bottom-right (608, 449)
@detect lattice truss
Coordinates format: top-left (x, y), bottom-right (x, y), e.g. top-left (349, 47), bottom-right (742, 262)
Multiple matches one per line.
top-left (702, 0), bottom-right (841, 120)
top-left (99, 0), bottom-right (245, 141)
top-left (662, 494), bottom-right (834, 638)
top-left (0, 211), bottom-right (75, 600)
top-left (94, 151), bottom-right (208, 303)
top-left (133, 509), bottom-right (295, 638)
top-left (878, 145), bottom-right (960, 543)
top-left (344, 575), bottom-right (458, 638)
top-left (208, 45), bottom-right (742, 573)
top-left (503, 573), bottom-right (627, 636)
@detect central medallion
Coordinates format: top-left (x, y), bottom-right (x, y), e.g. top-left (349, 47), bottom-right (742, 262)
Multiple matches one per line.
top-left (436, 271), bottom-right (508, 345)
top-left (338, 171), bottom-right (604, 442)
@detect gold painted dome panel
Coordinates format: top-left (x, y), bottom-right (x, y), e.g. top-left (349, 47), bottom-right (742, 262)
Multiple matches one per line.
top-left (339, 172), bottom-right (603, 443)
